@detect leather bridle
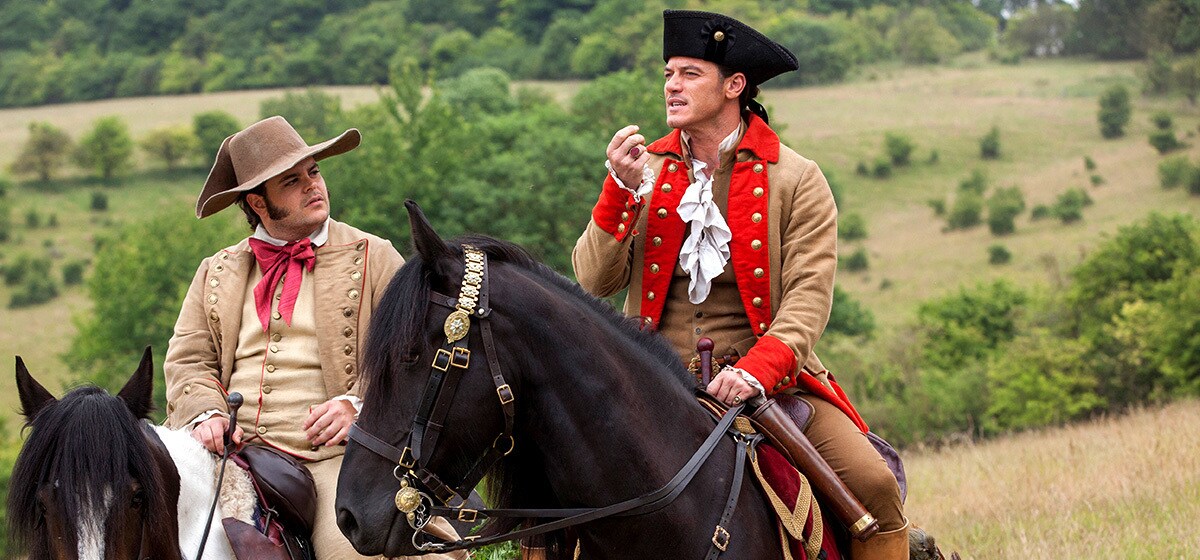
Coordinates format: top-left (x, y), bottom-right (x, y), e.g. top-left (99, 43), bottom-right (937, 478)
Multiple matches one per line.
top-left (347, 246), bottom-right (757, 556)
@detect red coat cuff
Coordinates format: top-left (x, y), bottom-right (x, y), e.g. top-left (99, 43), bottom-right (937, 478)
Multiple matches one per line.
top-left (737, 335), bottom-right (797, 393)
top-left (591, 175), bottom-right (641, 242)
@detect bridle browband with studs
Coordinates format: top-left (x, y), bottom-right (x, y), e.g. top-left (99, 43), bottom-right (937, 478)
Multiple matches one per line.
top-left (347, 245), bottom-right (755, 555)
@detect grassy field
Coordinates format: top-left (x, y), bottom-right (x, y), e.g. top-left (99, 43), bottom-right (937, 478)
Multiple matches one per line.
top-left (905, 398), bottom-right (1200, 559)
top-left (1, 57), bottom-right (1199, 416)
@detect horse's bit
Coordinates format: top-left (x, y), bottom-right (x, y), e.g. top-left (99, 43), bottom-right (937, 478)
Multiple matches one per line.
top-left (347, 246), bottom-right (757, 556)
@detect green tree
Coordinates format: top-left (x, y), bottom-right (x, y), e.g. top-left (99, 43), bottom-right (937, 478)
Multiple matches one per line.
top-left (768, 15), bottom-right (855, 86)
top-left (571, 70), bottom-right (669, 142)
top-left (260, 88), bottom-right (345, 141)
top-left (890, 7), bottom-right (961, 64)
top-left (10, 122), bottom-right (73, 182)
top-left (140, 126), bottom-right (199, 171)
top-left (947, 192), bottom-right (984, 230)
top-left (839, 212), bottom-right (868, 241)
top-left (827, 285), bottom-right (875, 338)
top-left (1097, 84), bottom-right (1131, 139)
top-left (884, 131), bottom-right (914, 166)
top-left (1004, 4), bottom-right (1074, 56)
top-left (1174, 53), bottom-right (1200, 106)
top-left (65, 210), bottom-right (244, 412)
top-left (985, 331), bottom-right (1104, 432)
top-left (74, 116), bottom-right (135, 181)
top-left (193, 110), bottom-right (241, 160)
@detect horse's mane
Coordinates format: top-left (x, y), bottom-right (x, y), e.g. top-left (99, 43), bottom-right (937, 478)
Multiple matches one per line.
top-left (362, 234), bottom-right (694, 557)
top-left (7, 386), bottom-right (171, 553)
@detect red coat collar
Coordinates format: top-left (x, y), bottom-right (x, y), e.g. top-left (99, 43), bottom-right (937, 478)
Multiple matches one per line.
top-left (646, 113), bottom-right (780, 163)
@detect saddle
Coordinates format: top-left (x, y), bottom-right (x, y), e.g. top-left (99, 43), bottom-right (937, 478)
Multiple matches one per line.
top-left (223, 444), bottom-right (318, 560)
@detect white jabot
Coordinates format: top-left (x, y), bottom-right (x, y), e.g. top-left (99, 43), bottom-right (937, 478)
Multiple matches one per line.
top-left (677, 125), bottom-right (742, 304)
top-left (252, 218), bottom-right (330, 247)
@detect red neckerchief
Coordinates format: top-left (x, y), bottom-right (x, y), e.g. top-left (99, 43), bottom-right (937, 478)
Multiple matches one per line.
top-left (247, 237), bottom-right (316, 332)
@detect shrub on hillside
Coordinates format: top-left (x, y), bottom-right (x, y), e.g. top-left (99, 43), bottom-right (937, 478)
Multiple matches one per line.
top-left (1188, 166), bottom-right (1200, 196)
top-left (840, 212), bottom-right (868, 241)
top-left (0, 174), bottom-right (10, 197)
top-left (980, 126), bottom-right (1001, 159)
top-left (0, 203), bottom-right (10, 243)
top-left (988, 244), bottom-right (1012, 265)
top-left (91, 191), bottom-right (109, 211)
top-left (927, 198), bottom-right (946, 216)
top-left (74, 116), bottom-right (135, 181)
top-left (828, 286), bottom-right (875, 339)
top-left (884, 132), bottom-right (915, 166)
top-left (1084, 156), bottom-right (1097, 171)
top-left (844, 247), bottom-right (869, 272)
top-left (958, 168), bottom-right (988, 195)
top-left (3, 253), bottom-right (51, 286)
top-left (1148, 114), bottom-right (1185, 154)
top-left (1098, 84), bottom-right (1131, 139)
top-left (62, 260), bottom-right (86, 286)
top-left (25, 209), bottom-right (41, 229)
top-left (928, 149), bottom-right (939, 164)
top-left (1142, 50), bottom-right (1173, 95)
top-left (947, 192), bottom-right (984, 230)
top-left (871, 157), bottom-right (892, 179)
top-left (1158, 156), bottom-right (1192, 189)
top-left (10, 275), bottom-right (59, 308)
top-left (1053, 188), bottom-right (1092, 223)
top-left (1174, 54), bottom-right (1200, 106)
top-left (987, 186), bottom-right (1026, 235)
top-left (855, 161), bottom-right (869, 176)
top-left (10, 122), bottom-right (73, 182)
top-left (1030, 204), bottom-right (1052, 221)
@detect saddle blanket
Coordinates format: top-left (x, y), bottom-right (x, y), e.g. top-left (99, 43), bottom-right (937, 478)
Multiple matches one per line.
top-left (751, 442), bottom-right (843, 560)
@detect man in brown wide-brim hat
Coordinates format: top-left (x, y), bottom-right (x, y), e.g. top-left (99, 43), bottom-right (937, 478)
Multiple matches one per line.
top-left (165, 115), bottom-right (465, 559)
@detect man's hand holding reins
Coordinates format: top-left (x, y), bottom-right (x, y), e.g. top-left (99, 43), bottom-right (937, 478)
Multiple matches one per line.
top-left (192, 416), bottom-right (243, 455)
top-left (707, 367), bottom-right (762, 407)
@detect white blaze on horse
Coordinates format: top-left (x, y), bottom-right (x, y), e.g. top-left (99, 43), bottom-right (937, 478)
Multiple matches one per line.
top-left (8, 348), bottom-right (245, 560)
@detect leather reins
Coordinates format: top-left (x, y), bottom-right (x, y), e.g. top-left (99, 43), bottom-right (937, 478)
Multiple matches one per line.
top-left (347, 245), bottom-right (759, 556)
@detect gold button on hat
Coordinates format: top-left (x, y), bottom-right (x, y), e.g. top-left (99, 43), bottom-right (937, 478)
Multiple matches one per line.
top-left (183, 384), bottom-right (191, 394)
top-left (713, 30), bottom-right (725, 41)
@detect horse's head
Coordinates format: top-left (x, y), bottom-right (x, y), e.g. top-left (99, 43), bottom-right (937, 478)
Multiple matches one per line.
top-left (7, 348), bottom-right (182, 560)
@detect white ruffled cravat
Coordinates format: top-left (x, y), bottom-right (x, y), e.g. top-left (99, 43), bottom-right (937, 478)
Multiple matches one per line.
top-left (677, 125), bottom-right (742, 304)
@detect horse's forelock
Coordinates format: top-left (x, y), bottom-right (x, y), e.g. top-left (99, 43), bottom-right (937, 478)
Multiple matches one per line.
top-left (7, 386), bottom-right (170, 555)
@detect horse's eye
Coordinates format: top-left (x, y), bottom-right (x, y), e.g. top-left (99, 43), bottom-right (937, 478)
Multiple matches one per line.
top-left (131, 490), bottom-right (145, 509)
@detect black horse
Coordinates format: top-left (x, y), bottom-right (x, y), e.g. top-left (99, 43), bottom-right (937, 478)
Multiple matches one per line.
top-left (336, 203), bottom-right (836, 559)
top-left (8, 348), bottom-right (184, 560)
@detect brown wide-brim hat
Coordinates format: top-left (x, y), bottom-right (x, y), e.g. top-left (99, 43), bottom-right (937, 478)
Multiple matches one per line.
top-left (662, 10), bottom-right (798, 87)
top-left (195, 115), bottom-right (361, 218)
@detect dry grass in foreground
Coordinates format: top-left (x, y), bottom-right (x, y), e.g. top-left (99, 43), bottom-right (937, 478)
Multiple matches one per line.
top-left (903, 399), bottom-right (1200, 559)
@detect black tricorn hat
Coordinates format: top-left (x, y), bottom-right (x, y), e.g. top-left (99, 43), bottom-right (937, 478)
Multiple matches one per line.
top-left (662, 10), bottom-right (798, 86)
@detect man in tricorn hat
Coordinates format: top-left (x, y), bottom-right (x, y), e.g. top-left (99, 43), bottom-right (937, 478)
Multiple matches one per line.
top-left (164, 116), bottom-right (464, 559)
top-left (574, 10), bottom-right (908, 559)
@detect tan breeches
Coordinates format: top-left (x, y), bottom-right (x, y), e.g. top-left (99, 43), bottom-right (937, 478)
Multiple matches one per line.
top-left (305, 455), bottom-right (466, 560)
top-left (797, 395), bottom-right (906, 532)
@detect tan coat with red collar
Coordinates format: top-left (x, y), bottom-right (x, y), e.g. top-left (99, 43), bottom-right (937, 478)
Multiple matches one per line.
top-left (163, 219), bottom-right (404, 431)
top-left (573, 115), bottom-right (865, 430)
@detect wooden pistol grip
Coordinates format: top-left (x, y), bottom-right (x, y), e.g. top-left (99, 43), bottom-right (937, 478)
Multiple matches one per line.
top-left (751, 400), bottom-right (880, 541)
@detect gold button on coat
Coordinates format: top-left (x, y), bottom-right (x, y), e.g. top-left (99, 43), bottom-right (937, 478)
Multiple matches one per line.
top-left (270, 345), bottom-right (279, 353)
top-left (257, 426), bottom-right (268, 435)
top-left (346, 380), bottom-right (355, 390)
top-left (753, 187), bottom-right (764, 198)
top-left (668, 163), bottom-right (678, 172)
top-left (657, 208), bottom-right (668, 218)
top-left (215, 264), bottom-right (224, 272)
top-left (652, 237), bottom-right (663, 247)
top-left (759, 322), bottom-right (768, 331)
top-left (355, 242), bottom-right (365, 251)
top-left (753, 163), bottom-right (764, 173)
top-left (271, 333), bottom-right (282, 342)
top-left (782, 376), bottom-right (792, 384)
top-left (752, 297), bottom-right (763, 308)
top-left (272, 311), bottom-right (282, 320)
top-left (662, 183), bottom-right (672, 193)
top-left (207, 294), bottom-right (218, 304)
top-left (344, 345), bottom-right (353, 356)
top-left (343, 327), bottom-right (354, 337)
top-left (266, 364), bottom-right (276, 373)
top-left (647, 291), bottom-right (656, 301)
top-left (342, 307), bottom-right (353, 317)
top-left (754, 267), bottom-right (765, 278)
top-left (751, 240), bottom-right (762, 250)
top-left (650, 264), bottom-right (660, 273)
top-left (183, 384), bottom-right (191, 394)
top-left (263, 385), bottom-right (272, 394)
top-left (351, 271), bottom-right (362, 281)
top-left (344, 363), bottom-right (354, 374)
top-left (348, 289), bottom-right (360, 300)
top-left (354, 256), bottom-right (364, 265)
top-left (209, 311), bottom-right (219, 322)
top-left (751, 212), bottom-right (762, 223)
top-left (621, 211), bottom-right (629, 221)
top-left (617, 224), bottom-right (626, 233)
top-left (209, 278), bottom-right (219, 288)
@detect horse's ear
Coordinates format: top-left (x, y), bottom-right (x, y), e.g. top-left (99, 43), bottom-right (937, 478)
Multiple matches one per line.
top-left (16, 356), bottom-right (56, 422)
top-left (117, 346), bottom-right (155, 419)
top-left (406, 200), bottom-right (454, 264)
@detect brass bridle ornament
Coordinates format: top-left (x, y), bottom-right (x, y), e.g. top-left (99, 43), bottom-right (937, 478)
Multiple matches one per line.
top-left (347, 246), bottom-right (754, 556)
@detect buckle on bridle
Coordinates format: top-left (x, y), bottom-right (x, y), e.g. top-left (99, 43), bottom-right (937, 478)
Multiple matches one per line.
top-left (712, 525), bottom-right (730, 551)
top-left (496, 384), bottom-right (514, 405)
top-left (457, 508), bottom-right (479, 523)
top-left (451, 347), bottom-right (471, 368)
top-left (399, 446), bottom-right (416, 469)
top-left (493, 434), bottom-right (515, 456)
top-left (432, 349), bottom-right (452, 372)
